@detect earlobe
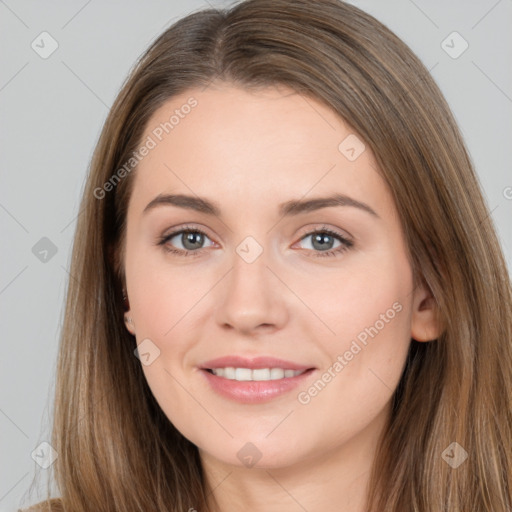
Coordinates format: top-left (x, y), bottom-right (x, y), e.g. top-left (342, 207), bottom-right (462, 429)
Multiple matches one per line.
top-left (124, 313), bottom-right (136, 335)
top-left (410, 281), bottom-right (443, 342)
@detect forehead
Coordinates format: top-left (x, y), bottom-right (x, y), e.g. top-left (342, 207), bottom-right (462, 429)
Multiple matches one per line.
top-left (128, 84), bottom-right (393, 220)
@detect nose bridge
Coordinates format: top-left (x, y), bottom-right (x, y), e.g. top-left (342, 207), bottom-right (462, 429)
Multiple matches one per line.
top-left (215, 232), bottom-right (287, 332)
top-left (229, 234), bottom-right (272, 297)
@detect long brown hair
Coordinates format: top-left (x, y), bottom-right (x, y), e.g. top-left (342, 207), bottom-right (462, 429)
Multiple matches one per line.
top-left (23, 0), bottom-right (512, 510)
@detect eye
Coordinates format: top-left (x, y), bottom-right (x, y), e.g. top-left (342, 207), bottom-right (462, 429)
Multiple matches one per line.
top-left (156, 225), bottom-right (215, 257)
top-left (295, 227), bottom-right (353, 258)
top-left (156, 224), bottom-right (353, 259)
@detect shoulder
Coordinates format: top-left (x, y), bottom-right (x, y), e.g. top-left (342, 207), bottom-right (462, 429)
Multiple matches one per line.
top-left (19, 499), bottom-right (64, 512)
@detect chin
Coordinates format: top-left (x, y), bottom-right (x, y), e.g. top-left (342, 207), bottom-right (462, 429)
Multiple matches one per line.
top-left (201, 439), bottom-right (307, 471)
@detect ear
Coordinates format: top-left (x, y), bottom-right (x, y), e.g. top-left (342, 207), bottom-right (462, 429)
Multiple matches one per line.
top-left (121, 285), bottom-right (136, 336)
top-left (124, 309), bottom-right (136, 336)
top-left (411, 280), bottom-right (443, 342)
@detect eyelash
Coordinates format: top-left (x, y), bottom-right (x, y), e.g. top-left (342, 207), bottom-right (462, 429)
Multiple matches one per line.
top-left (156, 224), bottom-right (354, 258)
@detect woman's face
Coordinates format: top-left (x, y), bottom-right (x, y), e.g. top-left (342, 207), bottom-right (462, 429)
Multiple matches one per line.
top-left (122, 83), bottom-right (434, 470)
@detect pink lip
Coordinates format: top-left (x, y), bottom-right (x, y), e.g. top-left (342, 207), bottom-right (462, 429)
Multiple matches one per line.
top-left (199, 367), bottom-right (316, 404)
top-left (200, 355), bottom-right (314, 371)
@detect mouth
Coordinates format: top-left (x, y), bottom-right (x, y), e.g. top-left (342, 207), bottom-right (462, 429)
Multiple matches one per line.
top-left (199, 358), bottom-right (317, 404)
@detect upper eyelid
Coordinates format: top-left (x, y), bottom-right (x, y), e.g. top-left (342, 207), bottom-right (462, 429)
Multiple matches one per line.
top-left (297, 224), bottom-right (352, 240)
top-left (163, 224), bottom-right (213, 241)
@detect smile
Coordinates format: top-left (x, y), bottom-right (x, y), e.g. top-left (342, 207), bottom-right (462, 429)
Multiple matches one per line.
top-left (207, 367), bottom-right (307, 381)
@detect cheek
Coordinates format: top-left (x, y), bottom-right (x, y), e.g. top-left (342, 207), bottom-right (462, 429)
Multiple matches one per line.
top-left (299, 241), bottom-right (413, 342)
top-left (126, 248), bottom-right (213, 386)
top-left (302, 310), bottom-right (410, 446)
top-left (303, 245), bottom-right (413, 397)
top-left (126, 241), bottom-right (200, 334)
top-left (298, 246), bottom-right (413, 421)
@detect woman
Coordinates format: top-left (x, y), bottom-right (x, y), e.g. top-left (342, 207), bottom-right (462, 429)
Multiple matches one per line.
top-left (23, 0), bottom-right (512, 510)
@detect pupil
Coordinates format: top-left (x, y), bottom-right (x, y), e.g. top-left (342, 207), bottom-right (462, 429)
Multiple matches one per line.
top-left (313, 233), bottom-right (333, 250)
top-left (183, 232), bottom-right (203, 250)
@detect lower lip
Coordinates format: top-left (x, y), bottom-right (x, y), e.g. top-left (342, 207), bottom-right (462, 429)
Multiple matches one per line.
top-left (199, 368), bottom-right (316, 404)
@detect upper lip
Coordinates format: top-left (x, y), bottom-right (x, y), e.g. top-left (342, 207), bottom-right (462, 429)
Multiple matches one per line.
top-left (200, 356), bottom-right (315, 371)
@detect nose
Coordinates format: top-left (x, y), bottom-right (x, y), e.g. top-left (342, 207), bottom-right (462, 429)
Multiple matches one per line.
top-left (215, 245), bottom-right (289, 335)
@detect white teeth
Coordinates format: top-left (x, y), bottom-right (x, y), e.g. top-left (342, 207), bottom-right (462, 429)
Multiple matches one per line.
top-left (235, 368), bottom-right (252, 381)
top-left (210, 367), bottom-right (306, 381)
top-left (253, 369), bottom-right (271, 381)
top-left (223, 367), bottom-right (235, 379)
top-left (270, 368), bottom-right (284, 380)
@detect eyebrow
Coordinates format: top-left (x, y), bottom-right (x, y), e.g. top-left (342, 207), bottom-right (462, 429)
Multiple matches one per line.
top-left (143, 193), bottom-right (380, 219)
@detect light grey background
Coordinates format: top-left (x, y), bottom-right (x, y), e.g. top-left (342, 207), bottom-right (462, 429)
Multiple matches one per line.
top-left (1, 0), bottom-right (511, 509)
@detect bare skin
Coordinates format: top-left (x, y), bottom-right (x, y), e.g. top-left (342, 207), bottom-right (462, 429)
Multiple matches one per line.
top-left (122, 83), bottom-right (440, 512)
